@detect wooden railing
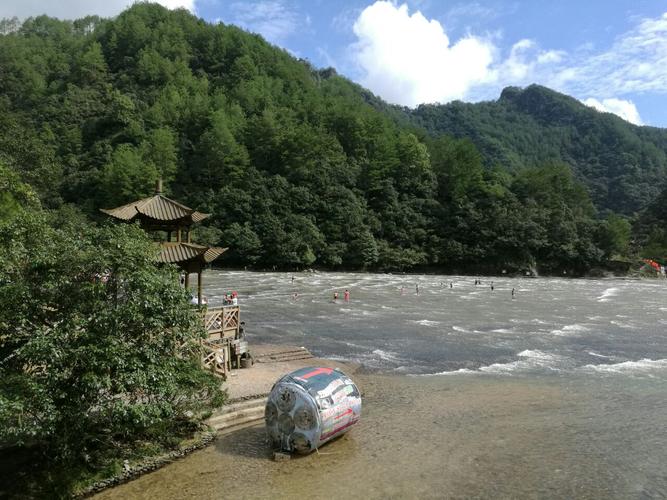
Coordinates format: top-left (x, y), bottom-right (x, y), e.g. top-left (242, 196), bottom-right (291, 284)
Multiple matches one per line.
top-left (201, 340), bottom-right (229, 378)
top-left (203, 305), bottom-right (240, 341)
top-left (200, 305), bottom-right (245, 378)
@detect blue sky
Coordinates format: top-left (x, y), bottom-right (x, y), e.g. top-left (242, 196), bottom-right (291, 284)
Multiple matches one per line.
top-left (3, 0), bottom-right (667, 127)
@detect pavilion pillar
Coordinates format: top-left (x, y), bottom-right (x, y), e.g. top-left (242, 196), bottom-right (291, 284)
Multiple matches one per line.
top-left (184, 272), bottom-right (190, 290)
top-left (198, 270), bottom-right (203, 307)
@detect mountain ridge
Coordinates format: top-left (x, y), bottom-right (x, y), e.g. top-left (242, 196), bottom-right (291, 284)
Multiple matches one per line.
top-left (387, 84), bottom-right (667, 215)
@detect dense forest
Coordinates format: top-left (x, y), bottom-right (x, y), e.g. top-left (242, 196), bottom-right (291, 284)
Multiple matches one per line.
top-left (403, 85), bottom-right (667, 216)
top-left (1, 3), bottom-right (666, 274)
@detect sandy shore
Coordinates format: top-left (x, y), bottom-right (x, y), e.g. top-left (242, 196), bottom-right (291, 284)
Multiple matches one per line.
top-left (93, 350), bottom-right (667, 499)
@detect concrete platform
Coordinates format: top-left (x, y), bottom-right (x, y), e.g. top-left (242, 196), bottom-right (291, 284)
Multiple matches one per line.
top-left (206, 344), bottom-right (359, 433)
top-left (224, 344), bottom-right (358, 401)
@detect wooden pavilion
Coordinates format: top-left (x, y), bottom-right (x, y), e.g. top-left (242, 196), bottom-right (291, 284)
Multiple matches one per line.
top-left (101, 181), bottom-right (246, 377)
top-left (100, 180), bottom-right (226, 306)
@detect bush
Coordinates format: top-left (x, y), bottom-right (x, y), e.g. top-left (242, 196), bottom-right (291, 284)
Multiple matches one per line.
top-left (0, 209), bottom-right (224, 493)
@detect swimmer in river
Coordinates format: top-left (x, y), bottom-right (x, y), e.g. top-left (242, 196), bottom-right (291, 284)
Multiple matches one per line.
top-left (291, 276), bottom-right (294, 283)
top-left (490, 281), bottom-right (494, 291)
top-left (450, 282), bottom-right (453, 288)
top-left (293, 292), bottom-right (298, 300)
top-left (416, 284), bottom-right (420, 295)
top-left (344, 289), bottom-right (350, 302)
top-left (511, 288), bottom-right (515, 299)
top-left (400, 286), bottom-right (405, 295)
top-left (333, 291), bottom-right (339, 301)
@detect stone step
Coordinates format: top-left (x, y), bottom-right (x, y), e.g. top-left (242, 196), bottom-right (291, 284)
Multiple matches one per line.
top-left (207, 405), bottom-right (265, 431)
top-left (253, 346), bottom-right (309, 356)
top-left (253, 346), bottom-right (312, 358)
top-left (207, 396), bottom-right (267, 430)
top-left (255, 352), bottom-right (315, 363)
top-left (208, 406), bottom-right (265, 428)
top-left (216, 418), bottom-right (265, 437)
top-left (218, 397), bottom-right (268, 415)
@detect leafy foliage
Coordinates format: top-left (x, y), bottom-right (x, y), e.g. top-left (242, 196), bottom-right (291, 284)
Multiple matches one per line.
top-left (0, 202), bottom-right (224, 493)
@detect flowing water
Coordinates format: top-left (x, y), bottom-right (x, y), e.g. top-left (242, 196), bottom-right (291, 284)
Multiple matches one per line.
top-left (97, 272), bottom-right (667, 499)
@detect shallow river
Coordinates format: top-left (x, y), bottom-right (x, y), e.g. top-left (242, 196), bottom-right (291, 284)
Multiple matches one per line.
top-left (97, 272), bottom-right (667, 499)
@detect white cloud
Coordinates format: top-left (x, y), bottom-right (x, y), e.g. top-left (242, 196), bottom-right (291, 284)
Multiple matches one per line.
top-left (349, 2), bottom-right (667, 123)
top-left (352, 1), bottom-right (495, 106)
top-left (566, 12), bottom-right (667, 97)
top-left (489, 39), bottom-right (567, 87)
top-left (349, 2), bottom-right (568, 107)
top-left (473, 12), bottom-right (667, 124)
top-left (583, 98), bottom-right (643, 125)
top-left (0, 0), bottom-right (195, 20)
top-left (227, 1), bottom-right (300, 44)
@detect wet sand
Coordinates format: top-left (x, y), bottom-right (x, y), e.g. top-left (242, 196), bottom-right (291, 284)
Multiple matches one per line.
top-left (94, 372), bottom-right (667, 499)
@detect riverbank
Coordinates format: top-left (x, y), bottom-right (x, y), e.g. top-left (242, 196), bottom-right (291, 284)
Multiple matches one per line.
top-left (79, 345), bottom-right (358, 497)
top-left (89, 271), bottom-right (667, 498)
top-left (93, 370), bottom-right (667, 499)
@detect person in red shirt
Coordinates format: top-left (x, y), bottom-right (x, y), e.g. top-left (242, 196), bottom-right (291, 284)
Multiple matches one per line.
top-left (344, 289), bottom-right (350, 302)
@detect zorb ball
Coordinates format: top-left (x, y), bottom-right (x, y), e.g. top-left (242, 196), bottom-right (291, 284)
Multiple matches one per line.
top-left (265, 367), bottom-right (361, 454)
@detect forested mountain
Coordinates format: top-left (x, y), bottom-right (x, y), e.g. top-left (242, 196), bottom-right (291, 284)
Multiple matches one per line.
top-left (403, 85), bottom-right (667, 215)
top-left (0, 4), bottom-right (662, 273)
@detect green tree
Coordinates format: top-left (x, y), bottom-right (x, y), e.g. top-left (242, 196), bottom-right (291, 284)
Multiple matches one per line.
top-left (511, 163), bottom-right (602, 273)
top-left (429, 136), bottom-right (485, 205)
top-left (140, 127), bottom-right (179, 183)
top-left (74, 41), bottom-right (108, 85)
top-left (0, 162), bottom-right (40, 222)
top-left (597, 213), bottom-right (632, 258)
top-left (640, 228), bottom-right (667, 260)
top-left (0, 211), bottom-right (223, 493)
top-left (220, 222), bottom-right (262, 265)
top-left (100, 143), bottom-right (159, 205)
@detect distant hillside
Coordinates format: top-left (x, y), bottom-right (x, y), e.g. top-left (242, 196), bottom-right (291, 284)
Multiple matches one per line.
top-left (399, 85), bottom-right (667, 215)
top-left (0, 5), bottom-right (655, 272)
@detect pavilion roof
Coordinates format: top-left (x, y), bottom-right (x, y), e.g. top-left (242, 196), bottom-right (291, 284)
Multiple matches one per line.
top-left (100, 194), bottom-right (210, 224)
top-left (157, 243), bottom-right (228, 264)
